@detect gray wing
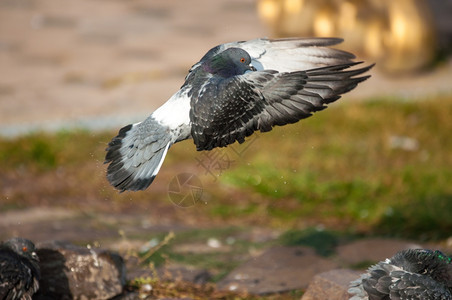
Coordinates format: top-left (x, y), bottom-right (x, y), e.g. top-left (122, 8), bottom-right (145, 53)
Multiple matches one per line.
top-left (349, 261), bottom-right (452, 300)
top-left (232, 38), bottom-right (357, 71)
top-left (190, 62), bottom-right (372, 151)
top-left (389, 271), bottom-right (452, 300)
top-left (349, 262), bottom-right (394, 300)
top-left (189, 74), bottom-right (266, 151)
top-left (185, 38), bottom-right (357, 82)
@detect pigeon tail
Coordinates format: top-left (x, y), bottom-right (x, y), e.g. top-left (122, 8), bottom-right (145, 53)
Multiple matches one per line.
top-left (105, 90), bottom-right (191, 192)
top-left (105, 121), bottom-right (172, 192)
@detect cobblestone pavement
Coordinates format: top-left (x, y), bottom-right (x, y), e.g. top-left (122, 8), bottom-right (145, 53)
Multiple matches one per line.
top-left (1, 0), bottom-right (451, 137)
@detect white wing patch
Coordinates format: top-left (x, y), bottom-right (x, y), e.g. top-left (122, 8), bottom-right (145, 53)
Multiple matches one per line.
top-left (152, 89), bottom-right (191, 130)
top-left (152, 142), bottom-right (170, 177)
top-left (223, 38), bottom-right (356, 72)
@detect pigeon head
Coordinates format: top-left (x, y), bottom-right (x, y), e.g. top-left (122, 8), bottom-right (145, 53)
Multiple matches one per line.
top-left (3, 237), bottom-right (39, 262)
top-left (203, 48), bottom-right (254, 77)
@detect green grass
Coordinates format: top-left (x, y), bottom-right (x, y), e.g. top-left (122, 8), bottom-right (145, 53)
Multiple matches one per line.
top-left (219, 97), bottom-right (452, 239)
top-left (0, 129), bottom-right (109, 170)
top-left (1, 96), bottom-right (451, 239)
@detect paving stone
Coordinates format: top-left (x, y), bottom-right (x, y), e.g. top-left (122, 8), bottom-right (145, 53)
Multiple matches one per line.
top-left (301, 269), bottom-right (362, 300)
top-left (217, 246), bottom-right (339, 295)
top-left (336, 238), bottom-right (423, 265)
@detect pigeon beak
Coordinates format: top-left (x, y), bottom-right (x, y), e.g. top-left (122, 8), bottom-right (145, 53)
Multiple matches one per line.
top-left (250, 65), bottom-right (257, 71)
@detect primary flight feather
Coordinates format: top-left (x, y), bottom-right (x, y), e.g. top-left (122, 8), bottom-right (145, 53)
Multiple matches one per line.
top-left (105, 38), bottom-right (373, 192)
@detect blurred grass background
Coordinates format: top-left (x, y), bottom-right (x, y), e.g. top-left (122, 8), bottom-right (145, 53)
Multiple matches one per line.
top-left (1, 96), bottom-right (451, 240)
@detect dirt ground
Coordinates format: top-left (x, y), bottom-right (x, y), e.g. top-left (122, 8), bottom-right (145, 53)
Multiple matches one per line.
top-left (1, 0), bottom-right (452, 233)
top-left (1, 0), bottom-right (452, 137)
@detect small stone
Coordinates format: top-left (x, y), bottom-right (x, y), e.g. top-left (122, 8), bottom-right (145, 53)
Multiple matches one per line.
top-left (140, 283), bottom-right (152, 292)
top-left (389, 135), bottom-right (419, 151)
top-left (302, 269), bottom-right (363, 300)
top-left (207, 238), bottom-right (221, 248)
top-left (34, 240), bottom-right (126, 299)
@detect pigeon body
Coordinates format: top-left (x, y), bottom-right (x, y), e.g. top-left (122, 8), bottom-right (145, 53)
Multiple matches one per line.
top-left (105, 38), bottom-right (373, 191)
top-left (0, 238), bottom-right (40, 300)
top-left (349, 249), bottom-right (452, 300)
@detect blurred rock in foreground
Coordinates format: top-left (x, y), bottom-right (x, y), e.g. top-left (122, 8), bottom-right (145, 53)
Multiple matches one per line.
top-left (302, 269), bottom-right (362, 300)
top-left (34, 240), bottom-right (126, 299)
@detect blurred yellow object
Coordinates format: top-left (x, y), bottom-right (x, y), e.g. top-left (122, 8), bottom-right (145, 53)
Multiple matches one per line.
top-left (257, 0), bottom-right (281, 29)
top-left (313, 5), bottom-right (335, 37)
top-left (257, 0), bottom-right (438, 73)
top-left (383, 0), bottom-right (436, 73)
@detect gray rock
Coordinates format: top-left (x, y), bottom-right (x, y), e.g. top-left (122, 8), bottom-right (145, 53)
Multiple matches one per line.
top-left (35, 240), bottom-right (126, 299)
top-left (302, 269), bottom-right (362, 300)
top-left (336, 238), bottom-right (422, 265)
top-left (217, 246), bottom-right (338, 295)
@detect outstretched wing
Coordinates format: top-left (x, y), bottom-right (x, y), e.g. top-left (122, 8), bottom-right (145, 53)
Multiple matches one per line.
top-left (189, 38), bottom-right (356, 76)
top-left (233, 38), bottom-right (356, 72)
top-left (190, 62), bottom-right (372, 151)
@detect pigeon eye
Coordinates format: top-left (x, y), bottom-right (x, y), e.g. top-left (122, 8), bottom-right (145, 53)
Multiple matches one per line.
top-left (240, 57), bottom-right (246, 63)
top-left (22, 246), bottom-right (28, 252)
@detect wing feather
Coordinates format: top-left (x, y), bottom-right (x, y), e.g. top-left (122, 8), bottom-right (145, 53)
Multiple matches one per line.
top-left (229, 38), bottom-right (356, 72)
top-left (186, 38), bottom-right (359, 81)
top-left (190, 63), bottom-right (372, 151)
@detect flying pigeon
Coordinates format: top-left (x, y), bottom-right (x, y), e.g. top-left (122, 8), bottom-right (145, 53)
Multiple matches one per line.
top-left (349, 249), bottom-right (452, 300)
top-left (0, 238), bottom-right (40, 300)
top-left (105, 38), bottom-right (373, 191)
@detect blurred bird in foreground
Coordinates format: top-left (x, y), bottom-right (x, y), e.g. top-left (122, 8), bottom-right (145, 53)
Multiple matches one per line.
top-left (0, 238), bottom-right (40, 300)
top-left (349, 249), bottom-right (452, 300)
top-left (105, 38), bottom-right (373, 192)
